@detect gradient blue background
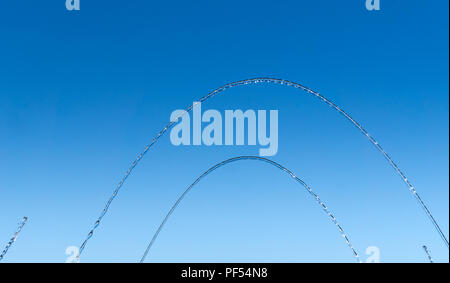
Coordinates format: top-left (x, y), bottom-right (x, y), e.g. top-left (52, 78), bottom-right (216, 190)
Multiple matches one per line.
top-left (0, 0), bottom-right (448, 263)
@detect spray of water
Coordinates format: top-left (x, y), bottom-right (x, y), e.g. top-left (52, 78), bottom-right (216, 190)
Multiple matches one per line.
top-left (140, 156), bottom-right (361, 263)
top-left (422, 245), bottom-right (434, 263)
top-left (78, 78), bottom-right (448, 258)
top-left (0, 217), bottom-right (28, 262)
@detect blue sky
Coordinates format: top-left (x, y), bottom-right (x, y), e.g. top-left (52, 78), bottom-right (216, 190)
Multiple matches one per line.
top-left (0, 1), bottom-right (448, 262)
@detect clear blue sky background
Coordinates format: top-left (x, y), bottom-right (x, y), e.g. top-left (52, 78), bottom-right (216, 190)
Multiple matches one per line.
top-left (0, 1), bottom-right (448, 263)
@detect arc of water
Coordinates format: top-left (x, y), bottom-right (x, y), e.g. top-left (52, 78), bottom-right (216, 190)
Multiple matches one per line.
top-left (422, 245), bottom-right (434, 263)
top-left (139, 156), bottom-right (361, 263)
top-left (0, 217), bottom-right (28, 262)
top-left (79, 78), bottom-right (448, 258)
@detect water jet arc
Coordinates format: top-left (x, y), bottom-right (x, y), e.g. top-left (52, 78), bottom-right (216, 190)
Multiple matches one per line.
top-left (140, 156), bottom-right (361, 263)
top-left (0, 217), bottom-right (28, 262)
top-left (79, 78), bottom-right (448, 257)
